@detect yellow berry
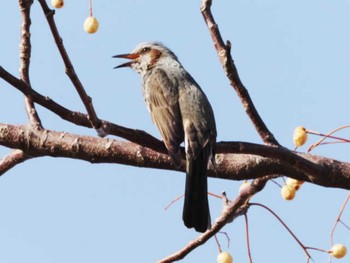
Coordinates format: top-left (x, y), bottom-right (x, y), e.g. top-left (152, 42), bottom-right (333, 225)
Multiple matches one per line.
top-left (239, 181), bottom-right (250, 194)
top-left (281, 185), bottom-right (296, 200)
top-left (217, 251), bottom-right (233, 263)
top-left (84, 16), bottom-right (99, 34)
top-left (51, 0), bottom-right (64, 8)
top-left (286, 177), bottom-right (304, 191)
top-left (331, 244), bottom-right (347, 259)
top-left (293, 126), bottom-right (308, 146)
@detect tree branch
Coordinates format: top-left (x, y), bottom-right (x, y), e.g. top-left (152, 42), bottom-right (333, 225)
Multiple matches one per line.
top-left (0, 123), bottom-right (176, 170)
top-left (19, 0), bottom-right (42, 128)
top-left (201, 0), bottom-right (278, 146)
top-left (37, 0), bottom-right (102, 132)
top-left (0, 149), bottom-right (32, 176)
top-left (0, 123), bottom-right (349, 189)
top-left (218, 142), bottom-right (326, 183)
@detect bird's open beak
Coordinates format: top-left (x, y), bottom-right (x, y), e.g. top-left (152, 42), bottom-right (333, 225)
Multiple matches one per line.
top-left (113, 53), bottom-right (140, 69)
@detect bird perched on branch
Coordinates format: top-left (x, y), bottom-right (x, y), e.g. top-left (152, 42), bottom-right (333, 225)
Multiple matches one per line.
top-left (114, 42), bottom-right (217, 232)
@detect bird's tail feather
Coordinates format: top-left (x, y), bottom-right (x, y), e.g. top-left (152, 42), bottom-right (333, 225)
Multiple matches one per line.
top-left (182, 145), bottom-right (211, 232)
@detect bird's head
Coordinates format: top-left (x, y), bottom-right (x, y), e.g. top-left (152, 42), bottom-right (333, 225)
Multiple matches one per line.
top-left (113, 42), bottom-right (178, 75)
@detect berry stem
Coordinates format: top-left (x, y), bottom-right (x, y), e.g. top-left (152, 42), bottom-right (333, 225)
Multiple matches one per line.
top-left (244, 214), bottom-right (253, 263)
top-left (304, 246), bottom-right (331, 253)
top-left (89, 0), bottom-right (92, 16)
top-left (214, 235), bottom-right (222, 253)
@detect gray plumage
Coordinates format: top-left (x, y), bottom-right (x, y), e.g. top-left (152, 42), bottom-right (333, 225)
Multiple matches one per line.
top-left (114, 42), bottom-right (217, 232)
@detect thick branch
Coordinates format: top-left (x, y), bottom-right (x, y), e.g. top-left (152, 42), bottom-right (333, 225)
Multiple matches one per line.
top-left (0, 123), bottom-right (175, 170)
top-left (218, 142), bottom-right (326, 182)
top-left (0, 123), bottom-right (349, 189)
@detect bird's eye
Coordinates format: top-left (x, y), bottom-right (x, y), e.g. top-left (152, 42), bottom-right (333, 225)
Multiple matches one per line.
top-left (141, 47), bottom-right (151, 53)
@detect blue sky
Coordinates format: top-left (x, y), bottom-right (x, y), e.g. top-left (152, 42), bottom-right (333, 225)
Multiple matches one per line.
top-left (0, 0), bottom-right (349, 262)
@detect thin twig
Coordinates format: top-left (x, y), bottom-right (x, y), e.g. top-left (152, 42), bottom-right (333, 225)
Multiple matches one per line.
top-left (218, 231), bottom-right (230, 248)
top-left (37, 0), bottom-right (102, 132)
top-left (316, 141), bottom-right (350, 146)
top-left (209, 191), bottom-right (225, 199)
top-left (307, 125), bottom-right (350, 152)
top-left (249, 203), bottom-right (312, 261)
top-left (308, 129), bottom-right (350, 143)
top-left (329, 193), bottom-right (350, 246)
top-left (164, 191), bottom-right (223, 210)
top-left (19, 0), bottom-right (42, 128)
top-left (339, 220), bottom-right (350, 231)
top-left (306, 246), bottom-right (331, 263)
top-left (305, 246), bottom-right (330, 253)
top-left (164, 194), bottom-right (184, 210)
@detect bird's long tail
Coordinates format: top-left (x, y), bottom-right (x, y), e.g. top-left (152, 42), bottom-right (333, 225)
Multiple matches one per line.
top-left (182, 144), bottom-right (211, 233)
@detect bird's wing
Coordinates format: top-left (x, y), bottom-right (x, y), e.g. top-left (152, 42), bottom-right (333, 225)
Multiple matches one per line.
top-left (145, 68), bottom-right (184, 166)
top-left (178, 73), bottom-right (217, 159)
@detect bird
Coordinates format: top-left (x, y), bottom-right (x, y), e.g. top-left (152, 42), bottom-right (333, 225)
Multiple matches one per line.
top-left (113, 42), bottom-right (217, 232)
